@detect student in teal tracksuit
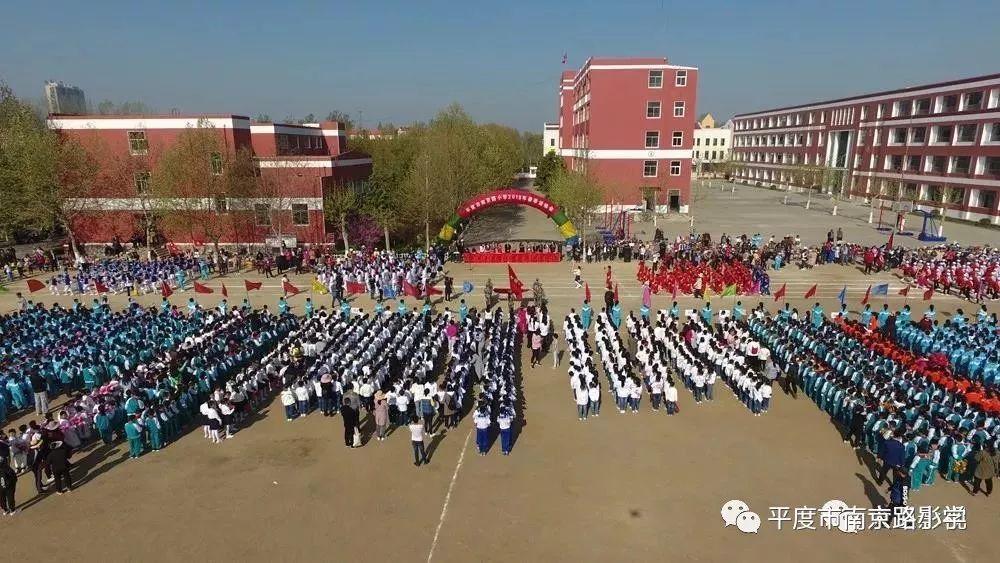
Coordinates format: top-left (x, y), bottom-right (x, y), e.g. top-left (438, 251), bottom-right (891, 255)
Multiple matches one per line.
top-left (374, 299), bottom-right (385, 317)
top-left (124, 415), bottom-right (145, 459)
top-left (145, 410), bottom-right (162, 452)
top-left (398, 300), bottom-right (408, 317)
top-left (304, 298), bottom-right (314, 318)
top-left (95, 407), bottom-right (113, 444)
top-left (581, 301), bottom-right (593, 329)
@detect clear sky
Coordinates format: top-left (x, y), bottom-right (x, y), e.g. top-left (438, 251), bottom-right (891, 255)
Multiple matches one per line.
top-left (3, 0), bottom-right (998, 131)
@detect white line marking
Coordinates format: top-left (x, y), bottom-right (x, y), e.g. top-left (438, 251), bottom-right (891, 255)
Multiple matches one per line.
top-left (427, 429), bottom-right (473, 563)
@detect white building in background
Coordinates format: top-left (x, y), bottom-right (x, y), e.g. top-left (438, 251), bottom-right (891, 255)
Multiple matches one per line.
top-left (543, 122), bottom-right (559, 155)
top-left (693, 113), bottom-right (732, 174)
top-left (44, 81), bottom-right (87, 115)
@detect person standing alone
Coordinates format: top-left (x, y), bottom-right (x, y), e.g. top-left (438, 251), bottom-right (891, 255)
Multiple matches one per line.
top-left (409, 416), bottom-right (429, 466)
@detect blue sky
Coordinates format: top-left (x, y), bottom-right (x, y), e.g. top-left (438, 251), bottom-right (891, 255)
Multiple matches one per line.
top-left (3, 0), bottom-right (998, 131)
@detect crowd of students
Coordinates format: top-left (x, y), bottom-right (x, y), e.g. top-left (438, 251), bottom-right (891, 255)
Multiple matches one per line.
top-left (900, 246), bottom-right (1000, 302)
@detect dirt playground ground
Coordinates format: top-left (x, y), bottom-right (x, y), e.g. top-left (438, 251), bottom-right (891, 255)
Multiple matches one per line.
top-left (2, 186), bottom-right (998, 562)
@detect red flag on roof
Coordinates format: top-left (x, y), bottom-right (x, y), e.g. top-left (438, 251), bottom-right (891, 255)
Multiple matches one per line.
top-left (26, 279), bottom-right (45, 293)
top-left (245, 280), bottom-right (262, 292)
top-left (194, 282), bottom-right (213, 294)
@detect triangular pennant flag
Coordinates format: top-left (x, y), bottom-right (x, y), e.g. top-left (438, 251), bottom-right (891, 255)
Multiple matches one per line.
top-left (160, 281), bottom-right (173, 298)
top-left (837, 285), bottom-right (847, 305)
top-left (426, 285), bottom-right (443, 296)
top-left (507, 265), bottom-right (524, 299)
top-left (721, 284), bottom-right (737, 297)
top-left (898, 285), bottom-right (909, 297)
top-left (861, 285), bottom-right (872, 305)
top-left (282, 280), bottom-right (301, 296)
top-left (312, 279), bottom-right (328, 295)
top-left (26, 279), bottom-right (45, 293)
top-left (462, 280), bottom-right (473, 294)
top-left (804, 284), bottom-right (817, 300)
top-left (221, 283), bottom-right (229, 298)
top-left (402, 280), bottom-right (421, 298)
top-left (95, 281), bottom-right (109, 294)
top-left (194, 282), bottom-right (213, 294)
top-left (886, 231), bottom-right (895, 250)
top-left (923, 287), bottom-right (934, 301)
top-left (383, 286), bottom-right (397, 299)
top-left (245, 280), bottom-right (262, 292)
top-left (584, 282), bottom-right (592, 302)
top-left (346, 281), bottom-right (366, 295)
top-left (773, 283), bottom-right (786, 302)
top-left (872, 283), bottom-right (889, 296)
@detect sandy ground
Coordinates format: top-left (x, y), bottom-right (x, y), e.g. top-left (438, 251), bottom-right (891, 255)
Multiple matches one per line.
top-left (1, 185), bottom-right (998, 562)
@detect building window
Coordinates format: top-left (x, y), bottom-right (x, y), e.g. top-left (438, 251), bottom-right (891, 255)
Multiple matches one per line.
top-left (952, 156), bottom-right (972, 174)
top-left (927, 185), bottom-right (943, 202)
top-left (710, 138), bottom-right (717, 146)
top-left (254, 203), bottom-right (271, 226)
top-left (929, 156), bottom-right (946, 174)
top-left (648, 70), bottom-right (663, 88)
top-left (986, 156), bottom-right (1000, 176)
top-left (720, 138), bottom-right (725, 146)
top-left (978, 190), bottom-right (997, 209)
top-left (957, 124), bottom-right (977, 143)
top-left (695, 138), bottom-right (701, 146)
top-left (645, 131), bottom-right (660, 148)
top-left (673, 101), bottom-right (685, 117)
top-left (292, 203), bottom-right (309, 225)
top-left (711, 150), bottom-right (717, 160)
top-left (963, 91), bottom-right (983, 111)
top-left (127, 131), bottom-right (148, 155)
top-left (133, 171), bottom-right (150, 194)
top-left (643, 160), bottom-right (658, 177)
top-left (694, 151), bottom-right (700, 159)
top-left (914, 98), bottom-right (931, 115)
top-left (991, 123), bottom-right (1000, 143)
top-left (646, 101), bottom-right (661, 118)
top-left (941, 95), bottom-right (958, 113)
top-left (210, 152), bottom-right (223, 175)
top-left (891, 128), bottom-right (907, 144)
top-left (214, 195), bottom-right (228, 213)
top-left (933, 126), bottom-right (953, 144)
top-left (910, 127), bottom-right (926, 144)
top-left (671, 131), bottom-right (683, 147)
top-left (549, 138), bottom-right (555, 147)
top-left (675, 70), bottom-right (687, 87)
top-left (669, 160), bottom-right (681, 176)
top-left (906, 155), bottom-right (921, 171)
top-left (278, 134), bottom-right (290, 152)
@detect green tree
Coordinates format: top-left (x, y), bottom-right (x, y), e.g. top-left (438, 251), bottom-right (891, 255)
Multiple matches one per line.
top-left (0, 83), bottom-right (100, 255)
top-left (353, 134), bottom-right (421, 249)
top-left (535, 151), bottom-right (565, 193)
top-left (149, 122), bottom-right (229, 250)
top-left (325, 110), bottom-right (355, 130)
top-left (520, 131), bottom-right (544, 168)
top-left (254, 113), bottom-right (271, 123)
top-left (546, 170), bottom-right (603, 226)
top-left (323, 184), bottom-right (359, 252)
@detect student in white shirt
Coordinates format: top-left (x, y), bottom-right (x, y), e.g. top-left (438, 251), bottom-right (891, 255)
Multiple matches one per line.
top-left (408, 416), bottom-right (429, 466)
top-left (650, 374), bottom-right (665, 411)
top-left (665, 380), bottom-right (679, 415)
top-left (705, 368), bottom-right (717, 401)
top-left (575, 385), bottom-right (590, 420)
top-left (628, 376), bottom-right (643, 413)
top-left (760, 382), bottom-right (773, 415)
top-left (691, 368), bottom-right (706, 404)
top-left (280, 387), bottom-right (297, 421)
top-left (588, 380), bottom-right (601, 417)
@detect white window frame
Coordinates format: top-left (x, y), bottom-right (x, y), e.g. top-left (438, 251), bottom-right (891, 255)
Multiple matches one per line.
top-left (648, 70), bottom-right (663, 88)
top-left (646, 101), bottom-right (661, 119)
top-left (127, 131), bottom-right (148, 156)
top-left (645, 131), bottom-right (660, 149)
top-left (955, 124), bottom-right (978, 145)
top-left (675, 70), bottom-right (687, 87)
top-left (669, 160), bottom-right (681, 176)
top-left (642, 160), bottom-right (658, 178)
top-left (133, 171), bottom-right (150, 194)
top-left (671, 131), bottom-right (683, 147)
top-left (673, 101), bottom-right (685, 117)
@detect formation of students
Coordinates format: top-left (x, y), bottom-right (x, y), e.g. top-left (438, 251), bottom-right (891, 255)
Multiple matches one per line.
top-left (900, 246), bottom-right (1000, 301)
top-left (751, 304), bottom-right (1000, 495)
top-left (314, 249), bottom-right (444, 305)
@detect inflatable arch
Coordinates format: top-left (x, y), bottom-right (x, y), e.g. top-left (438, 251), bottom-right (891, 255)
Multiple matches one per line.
top-left (437, 189), bottom-right (579, 245)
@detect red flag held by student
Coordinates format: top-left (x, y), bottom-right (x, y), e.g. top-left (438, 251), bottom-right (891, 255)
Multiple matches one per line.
top-left (160, 281), bottom-right (173, 298)
top-left (614, 283), bottom-right (619, 303)
top-left (282, 280), bottom-right (301, 296)
top-left (507, 265), bottom-right (524, 300)
top-left (861, 285), bottom-right (872, 305)
top-left (671, 281), bottom-right (678, 301)
top-left (803, 284), bottom-right (817, 300)
top-left (221, 283), bottom-right (228, 298)
top-left (773, 283), bottom-right (786, 301)
top-left (923, 287), bottom-right (934, 301)
top-left (898, 285), bottom-right (909, 297)
top-left (26, 279), bottom-right (45, 293)
top-left (426, 285), bottom-right (443, 296)
top-left (402, 280), bottom-right (421, 298)
top-left (886, 231), bottom-right (894, 250)
top-left (244, 280), bottom-right (263, 292)
top-left (584, 282), bottom-right (591, 303)
top-left (194, 282), bottom-right (213, 294)
top-left (346, 281), bottom-right (366, 295)
top-left (95, 281), bottom-right (109, 294)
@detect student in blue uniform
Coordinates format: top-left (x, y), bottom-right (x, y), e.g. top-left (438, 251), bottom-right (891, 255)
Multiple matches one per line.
top-left (304, 298), bottom-right (314, 318)
top-left (733, 301), bottom-right (745, 322)
top-left (459, 299), bottom-right (469, 324)
top-left (581, 300), bottom-right (593, 330)
top-left (278, 296), bottom-right (289, 316)
top-left (124, 414), bottom-right (144, 459)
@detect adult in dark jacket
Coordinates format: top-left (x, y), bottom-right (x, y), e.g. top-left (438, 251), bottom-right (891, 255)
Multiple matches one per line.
top-left (0, 462), bottom-right (17, 514)
top-left (341, 399), bottom-right (360, 448)
top-left (971, 442), bottom-right (999, 496)
top-left (30, 372), bottom-right (49, 416)
top-left (878, 430), bottom-right (906, 484)
top-left (46, 440), bottom-right (73, 494)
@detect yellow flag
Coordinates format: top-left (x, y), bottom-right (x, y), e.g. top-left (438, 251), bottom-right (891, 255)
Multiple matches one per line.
top-left (311, 279), bottom-right (328, 295)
